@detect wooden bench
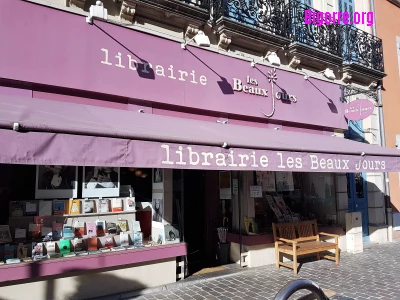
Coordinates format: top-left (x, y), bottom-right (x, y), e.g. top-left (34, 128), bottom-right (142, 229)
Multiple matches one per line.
top-left (272, 220), bottom-right (340, 275)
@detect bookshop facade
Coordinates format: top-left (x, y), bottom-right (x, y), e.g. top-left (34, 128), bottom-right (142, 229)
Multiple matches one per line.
top-left (0, 0), bottom-right (399, 299)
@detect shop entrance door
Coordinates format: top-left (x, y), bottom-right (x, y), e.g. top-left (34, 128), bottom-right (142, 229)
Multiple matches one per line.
top-left (347, 173), bottom-right (369, 237)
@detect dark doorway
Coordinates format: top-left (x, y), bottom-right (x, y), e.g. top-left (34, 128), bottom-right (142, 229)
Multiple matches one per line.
top-left (182, 170), bottom-right (221, 275)
top-left (183, 170), bottom-right (207, 275)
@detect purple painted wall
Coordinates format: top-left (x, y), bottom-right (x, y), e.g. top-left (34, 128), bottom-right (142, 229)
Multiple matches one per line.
top-left (0, 0), bottom-right (347, 130)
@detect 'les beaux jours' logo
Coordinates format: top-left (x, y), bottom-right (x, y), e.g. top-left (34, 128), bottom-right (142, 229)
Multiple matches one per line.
top-left (100, 49), bottom-right (297, 117)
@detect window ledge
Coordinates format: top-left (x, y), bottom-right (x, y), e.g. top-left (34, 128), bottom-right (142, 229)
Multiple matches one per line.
top-left (388, 0), bottom-right (400, 8)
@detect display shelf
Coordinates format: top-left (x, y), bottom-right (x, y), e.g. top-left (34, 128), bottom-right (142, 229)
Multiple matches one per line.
top-left (0, 242), bottom-right (187, 283)
top-left (9, 210), bottom-right (136, 219)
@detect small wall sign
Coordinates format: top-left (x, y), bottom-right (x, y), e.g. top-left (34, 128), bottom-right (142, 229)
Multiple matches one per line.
top-left (250, 186), bottom-right (263, 198)
top-left (344, 99), bottom-right (375, 121)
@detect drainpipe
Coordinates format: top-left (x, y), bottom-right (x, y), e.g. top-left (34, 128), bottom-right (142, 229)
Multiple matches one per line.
top-left (369, 0), bottom-right (392, 242)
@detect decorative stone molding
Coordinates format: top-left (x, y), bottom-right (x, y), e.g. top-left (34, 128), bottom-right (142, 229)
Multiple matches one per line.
top-left (341, 72), bottom-right (352, 84)
top-left (185, 24), bottom-right (199, 40)
top-left (120, 0), bottom-right (136, 23)
top-left (218, 33), bottom-right (232, 51)
top-left (68, 0), bottom-right (86, 9)
top-left (288, 56), bottom-right (301, 69)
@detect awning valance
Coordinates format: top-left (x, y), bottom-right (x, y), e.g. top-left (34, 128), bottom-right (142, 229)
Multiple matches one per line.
top-left (1, 95), bottom-right (399, 173)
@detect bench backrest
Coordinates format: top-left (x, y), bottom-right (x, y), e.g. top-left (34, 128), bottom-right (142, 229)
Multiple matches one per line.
top-left (272, 220), bottom-right (319, 242)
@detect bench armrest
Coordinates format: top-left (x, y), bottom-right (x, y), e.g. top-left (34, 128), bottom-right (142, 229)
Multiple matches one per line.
top-left (277, 238), bottom-right (297, 244)
top-left (319, 232), bottom-right (339, 238)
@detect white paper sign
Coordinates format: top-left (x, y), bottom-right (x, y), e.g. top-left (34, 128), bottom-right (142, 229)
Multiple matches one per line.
top-left (250, 186), bottom-right (262, 198)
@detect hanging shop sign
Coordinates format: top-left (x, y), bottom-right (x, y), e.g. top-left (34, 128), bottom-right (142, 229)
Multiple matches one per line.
top-left (344, 99), bottom-right (375, 121)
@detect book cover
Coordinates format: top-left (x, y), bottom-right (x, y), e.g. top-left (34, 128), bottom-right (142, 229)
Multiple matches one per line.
top-left (83, 199), bottom-right (95, 213)
top-left (38, 200), bottom-right (52, 216)
top-left (63, 225), bottom-right (74, 239)
top-left (17, 244), bottom-right (28, 259)
top-left (132, 220), bottom-right (141, 232)
top-left (104, 236), bottom-right (114, 249)
top-left (73, 238), bottom-right (83, 252)
top-left (106, 222), bottom-right (117, 235)
top-left (53, 200), bottom-right (66, 215)
top-left (111, 198), bottom-right (123, 212)
top-left (86, 222), bottom-right (97, 237)
top-left (98, 199), bottom-right (110, 213)
top-left (125, 197), bottom-right (136, 211)
top-left (59, 239), bottom-right (70, 255)
top-left (117, 219), bottom-right (128, 233)
top-left (88, 237), bottom-right (98, 251)
top-left (74, 221), bottom-right (85, 238)
top-left (68, 199), bottom-right (81, 215)
top-left (4, 244), bottom-right (15, 260)
top-left (32, 242), bottom-right (43, 257)
top-left (96, 220), bottom-right (106, 236)
top-left (14, 228), bottom-right (26, 243)
top-left (119, 232), bottom-right (129, 247)
top-left (25, 201), bottom-right (37, 216)
top-left (41, 226), bottom-right (52, 238)
top-left (52, 221), bottom-right (63, 239)
top-left (10, 201), bottom-right (24, 217)
top-left (33, 216), bottom-right (46, 226)
top-left (28, 223), bottom-right (41, 240)
top-left (46, 241), bottom-right (56, 255)
top-left (132, 231), bottom-right (143, 246)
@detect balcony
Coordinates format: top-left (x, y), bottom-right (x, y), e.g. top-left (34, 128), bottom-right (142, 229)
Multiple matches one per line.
top-left (211, 0), bottom-right (385, 76)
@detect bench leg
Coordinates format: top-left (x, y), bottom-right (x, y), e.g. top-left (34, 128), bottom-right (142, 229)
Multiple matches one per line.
top-left (335, 245), bottom-right (340, 266)
top-left (275, 247), bottom-right (280, 269)
top-left (293, 253), bottom-right (298, 275)
top-left (317, 252), bottom-right (320, 260)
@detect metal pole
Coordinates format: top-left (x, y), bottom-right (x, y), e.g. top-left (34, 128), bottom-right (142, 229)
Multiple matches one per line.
top-left (238, 173), bottom-right (243, 267)
top-left (369, 0), bottom-right (392, 240)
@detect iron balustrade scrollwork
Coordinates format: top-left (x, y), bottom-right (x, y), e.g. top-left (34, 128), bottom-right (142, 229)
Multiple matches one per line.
top-left (342, 24), bottom-right (384, 71)
top-left (212, 0), bottom-right (288, 36)
top-left (285, 2), bottom-right (343, 56)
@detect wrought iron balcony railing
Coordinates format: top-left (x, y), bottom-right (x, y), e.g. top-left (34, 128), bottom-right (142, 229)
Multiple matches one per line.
top-left (178, 0), bottom-right (210, 9)
top-left (285, 2), bottom-right (342, 57)
top-left (209, 0), bottom-right (385, 72)
top-left (342, 25), bottom-right (384, 71)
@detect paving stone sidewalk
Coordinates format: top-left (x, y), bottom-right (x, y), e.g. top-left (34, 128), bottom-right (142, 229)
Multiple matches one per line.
top-left (99, 240), bottom-right (400, 300)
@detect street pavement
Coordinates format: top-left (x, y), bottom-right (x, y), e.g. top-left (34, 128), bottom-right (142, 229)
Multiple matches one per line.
top-left (129, 240), bottom-right (400, 300)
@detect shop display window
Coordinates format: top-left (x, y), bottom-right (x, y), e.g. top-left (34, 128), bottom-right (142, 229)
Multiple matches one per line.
top-left (0, 164), bottom-right (181, 265)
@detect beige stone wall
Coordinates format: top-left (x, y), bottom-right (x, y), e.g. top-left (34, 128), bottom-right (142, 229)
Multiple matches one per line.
top-left (0, 258), bottom-right (176, 300)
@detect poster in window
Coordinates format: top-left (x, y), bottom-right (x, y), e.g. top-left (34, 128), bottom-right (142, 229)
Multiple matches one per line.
top-left (82, 167), bottom-right (120, 198)
top-left (219, 171), bottom-right (232, 199)
top-left (256, 171), bottom-right (276, 192)
top-left (35, 166), bottom-right (78, 199)
top-left (275, 172), bottom-right (294, 192)
top-left (153, 168), bottom-right (164, 190)
top-left (152, 193), bottom-right (164, 223)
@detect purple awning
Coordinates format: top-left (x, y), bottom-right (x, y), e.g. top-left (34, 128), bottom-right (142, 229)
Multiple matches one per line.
top-left (1, 95), bottom-right (400, 172)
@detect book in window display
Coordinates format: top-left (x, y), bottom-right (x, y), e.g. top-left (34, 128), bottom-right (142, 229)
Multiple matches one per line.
top-left (119, 232), bottom-right (129, 247)
top-left (32, 242), bottom-right (44, 257)
top-left (83, 199), bottom-right (96, 213)
top-left (25, 201), bottom-right (37, 216)
top-left (41, 226), bottom-right (53, 241)
top-left (275, 172), bottom-right (294, 192)
top-left (14, 228), bottom-right (26, 243)
top-left (63, 225), bottom-right (74, 239)
top-left (17, 244), bottom-right (28, 259)
top-left (28, 223), bottom-right (41, 240)
top-left (46, 241), bottom-right (56, 256)
top-left (35, 165), bottom-right (78, 199)
top-left (256, 171), bottom-right (276, 192)
top-left (52, 221), bottom-right (63, 239)
top-left (59, 239), bottom-right (71, 255)
top-left (96, 220), bottom-right (106, 236)
top-left (53, 199), bottom-right (66, 215)
top-left (74, 221), bottom-right (85, 238)
top-left (111, 198), bottom-right (123, 212)
top-left (82, 167), bottom-right (120, 198)
top-left (86, 222), bottom-right (97, 237)
top-left (132, 231), bottom-right (143, 246)
top-left (106, 222), bottom-right (117, 235)
top-left (10, 201), bottom-right (24, 217)
top-left (104, 236), bottom-right (114, 249)
top-left (164, 224), bottom-right (180, 244)
top-left (38, 200), bottom-right (52, 216)
top-left (125, 197), bottom-right (136, 211)
top-left (68, 199), bottom-right (81, 215)
top-left (117, 219), bottom-right (127, 233)
top-left (4, 244), bottom-right (15, 260)
top-left (152, 193), bottom-right (164, 223)
top-left (98, 198), bottom-right (110, 213)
